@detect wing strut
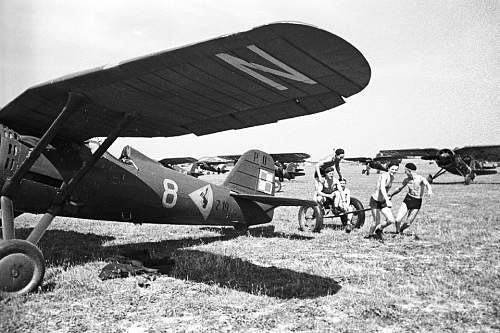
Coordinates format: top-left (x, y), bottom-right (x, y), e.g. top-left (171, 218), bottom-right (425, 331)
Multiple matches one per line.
top-left (1, 92), bottom-right (85, 240)
top-left (27, 113), bottom-right (135, 244)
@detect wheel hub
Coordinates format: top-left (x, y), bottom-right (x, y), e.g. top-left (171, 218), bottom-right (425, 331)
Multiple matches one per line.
top-left (0, 253), bottom-right (34, 293)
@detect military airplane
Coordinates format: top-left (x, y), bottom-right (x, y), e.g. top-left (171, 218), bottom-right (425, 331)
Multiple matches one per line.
top-left (378, 145), bottom-right (500, 184)
top-left (158, 156), bottom-right (205, 177)
top-left (196, 156), bottom-right (232, 174)
top-left (345, 155), bottom-right (402, 175)
top-left (0, 22), bottom-right (370, 296)
top-left (219, 153), bottom-right (310, 191)
top-left (159, 156), bottom-right (231, 177)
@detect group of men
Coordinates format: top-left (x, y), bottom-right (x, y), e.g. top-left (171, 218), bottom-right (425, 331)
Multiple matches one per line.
top-left (313, 147), bottom-right (433, 239)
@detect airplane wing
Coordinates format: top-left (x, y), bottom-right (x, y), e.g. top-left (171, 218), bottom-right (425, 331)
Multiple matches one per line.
top-left (217, 155), bottom-right (242, 162)
top-left (455, 145), bottom-right (500, 162)
top-left (158, 157), bottom-right (198, 165)
top-left (0, 22), bottom-right (370, 142)
top-left (219, 152), bottom-right (311, 164)
top-left (270, 153), bottom-right (310, 163)
top-left (378, 148), bottom-right (440, 159)
top-left (373, 156), bottom-right (402, 162)
top-left (344, 157), bottom-right (372, 163)
top-left (197, 156), bottom-right (233, 165)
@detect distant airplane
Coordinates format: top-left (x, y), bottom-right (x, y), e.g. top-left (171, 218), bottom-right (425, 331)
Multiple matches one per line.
top-left (158, 157), bottom-right (205, 177)
top-left (345, 155), bottom-right (402, 175)
top-left (378, 145), bottom-right (500, 184)
top-left (197, 156), bottom-right (232, 174)
top-left (159, 156), bottom-right (232, 177)
top-left (219, 153), bottom-right (310, 191)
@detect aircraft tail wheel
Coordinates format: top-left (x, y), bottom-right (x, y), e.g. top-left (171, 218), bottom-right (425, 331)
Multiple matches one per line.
top-left (0, 239), bottom-right (45, 298)
top-left (274, 180), bottom-right (282, 192)
top-left (298, 205), bottom-right (323, 232)
top-left (427, 174), bottom-right (433, 184)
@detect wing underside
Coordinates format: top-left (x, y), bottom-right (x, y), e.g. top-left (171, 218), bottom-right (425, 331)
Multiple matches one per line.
top-left (219, 152), bottom-right (310, 164)
top-left (158, 157), bottom-right (198, 165)
top-left (378, 148), bottom-right (440, 159)
top-left (0, 22), bottom-right (371, 142)
top-left (455, 145), bottom-right (500, 162)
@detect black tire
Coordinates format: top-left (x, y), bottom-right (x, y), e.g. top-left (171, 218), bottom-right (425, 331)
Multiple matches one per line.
top-left (427, 174), bottom-right (434, 184)
top-left (0, 239), bottom-right (45, 298)
top-left (339, 197), bottom-right (365, 228)
top-left (274, 180), bottom-right (282, 192)
top-left (298, 205), bottom-right (323, 232)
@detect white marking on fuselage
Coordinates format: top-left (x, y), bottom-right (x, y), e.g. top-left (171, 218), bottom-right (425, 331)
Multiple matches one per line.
top-left (189, 184), bottom-right (213, 220)
top-left (162, 179), bottom-right (178, 208)
top-left (216, 44), bottom-right (317, 90)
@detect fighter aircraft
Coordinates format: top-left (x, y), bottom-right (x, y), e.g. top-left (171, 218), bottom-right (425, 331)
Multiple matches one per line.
top-left (159, 156), bottom-right (231, 177)
top-left (219, 153), bottom-right (310, 191)
top-left (158, 157), bottom-right (205, 177)
top-left (345, 155), bottom-right (402, 175)
top-left (378, 145), bottom-right (500, 184)
top-left (196, 156), bottom-right (232, 174)
top-left (0, 22), bottom-right (370, 296)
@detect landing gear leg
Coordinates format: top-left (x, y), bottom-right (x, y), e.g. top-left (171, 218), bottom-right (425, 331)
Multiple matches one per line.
top-left (1, 93), bottom-right (84, 297)
top-left (428, 168), bottom-right (446, 184)
top-left (0, 92), bottom-right (135, 297)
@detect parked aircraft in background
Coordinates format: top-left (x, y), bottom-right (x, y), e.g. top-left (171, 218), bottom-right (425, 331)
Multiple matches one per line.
top-left (197, 156), bottom-right (232, 174)
top-left (378, 145), bottom-right (500, 184)
top-left (345, 155), bottom-right (402, 175)
top-left (158, 157), bottom-right (205, 177)
top-left (0, 22), bottom-right (370, 296)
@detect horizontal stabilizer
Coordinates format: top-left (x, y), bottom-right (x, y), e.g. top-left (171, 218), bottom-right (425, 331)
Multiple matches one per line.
top-left (231, 193), bottom-right (316, 208)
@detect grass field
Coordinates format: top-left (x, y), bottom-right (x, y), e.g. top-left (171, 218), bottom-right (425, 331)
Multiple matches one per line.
top-left (1, 162), bottom-right (499, 332)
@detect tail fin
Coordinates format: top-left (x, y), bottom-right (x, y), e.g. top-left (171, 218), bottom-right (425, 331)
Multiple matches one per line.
top-left (223, 150), bottom-right (275, 195)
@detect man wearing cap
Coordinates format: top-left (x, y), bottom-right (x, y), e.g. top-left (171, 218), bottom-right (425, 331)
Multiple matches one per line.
top-left (314, 148), bottom-right (345, 185)
top-left (389, 162), bottom-right (433, 234)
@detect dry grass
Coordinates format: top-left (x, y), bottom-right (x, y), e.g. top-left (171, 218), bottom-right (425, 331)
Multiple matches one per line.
top-left (1, 162), bottom-right (499, 332)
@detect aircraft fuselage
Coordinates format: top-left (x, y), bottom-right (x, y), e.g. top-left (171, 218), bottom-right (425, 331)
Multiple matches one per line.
top-left (0, 126), bottom-right (272, 226)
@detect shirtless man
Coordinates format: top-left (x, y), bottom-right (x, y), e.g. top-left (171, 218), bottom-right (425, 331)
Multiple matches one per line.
top-left (390, 162), bottom-right (433, 234)
top-left (314, 148), bottom-right (345, 185)
top-left (367, 162), bottom-right (399, 240)
top-left (313, 167), bottom-right (344, 210)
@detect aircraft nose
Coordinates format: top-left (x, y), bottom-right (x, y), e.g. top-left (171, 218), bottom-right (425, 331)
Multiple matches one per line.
top-left (437, 149), bottom-right (455, 168)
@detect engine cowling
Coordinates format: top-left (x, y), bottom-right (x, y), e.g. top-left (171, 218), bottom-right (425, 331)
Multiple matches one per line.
top-left (436, 149), bottom-right (456, 169)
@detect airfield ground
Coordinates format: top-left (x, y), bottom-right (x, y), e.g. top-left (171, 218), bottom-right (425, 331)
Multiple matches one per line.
top-left (1, 162), bottom-right (499, 332)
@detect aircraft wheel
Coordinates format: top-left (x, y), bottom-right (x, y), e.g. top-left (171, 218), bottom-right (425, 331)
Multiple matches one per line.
top-left (274, 180), bottom-right (282, 192)
top-left (340, 197), bottom-right (365, 228)
top-left (298, 205), bottom-right (323, 232)
top-left (465, 173), bottom-right (473, 185)
top-left (427, 174), bottom-right (434, 184)
top-left (0, 239), bottom-right (45, 298)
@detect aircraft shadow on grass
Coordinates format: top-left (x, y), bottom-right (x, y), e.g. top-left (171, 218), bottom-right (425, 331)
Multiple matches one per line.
top-left (13, 226), bottom-right (339, 299)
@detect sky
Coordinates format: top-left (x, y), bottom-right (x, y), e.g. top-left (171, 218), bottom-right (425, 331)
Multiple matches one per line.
top-left (1, 0), bottom-right (498, 161)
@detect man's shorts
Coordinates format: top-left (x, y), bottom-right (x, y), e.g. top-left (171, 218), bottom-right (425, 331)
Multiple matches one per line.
top-left (369, 197), bottom-right (387, 209)
top-left (403, 194), bottom-right (422, 210)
